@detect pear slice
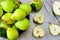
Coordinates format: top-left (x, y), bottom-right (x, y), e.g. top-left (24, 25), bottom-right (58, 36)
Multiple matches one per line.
top-left (49, 22), bottom-right (60, 35)
top-left (33, 25), bottom-right (44, 38)
top-left (53, 1), bottom-right (60, 15)
top-left (34, 13), bottom-right (44, 24)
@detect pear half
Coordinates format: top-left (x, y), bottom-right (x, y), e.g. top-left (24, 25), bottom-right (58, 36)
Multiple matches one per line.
top-left (34, 13), bottom-right (44, 24)
top-left (33, 25), bottom-right (44, 38)
top-left (53, 1), bottom-right (60, 15)
top-left (49, 22), bottom-right (60, 35)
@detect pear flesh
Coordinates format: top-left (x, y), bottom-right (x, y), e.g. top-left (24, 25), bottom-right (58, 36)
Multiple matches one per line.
top-left (49, 23), bottom-right (60, 35)
top-left (53, 1), bottom-right (60, 15)
top-left (34, 13), bottom-right (44, 24)
top-left (33, 26), bottom-right (44, 38)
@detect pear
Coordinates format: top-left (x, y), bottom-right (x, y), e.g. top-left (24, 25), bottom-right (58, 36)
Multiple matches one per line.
top-left (33, 25), bottom-right (44, 38)
top-left (49, 22), bottom-right (60, 35)
top-left (34, 13), bottom-right (44, 24)
top-left (31, 0), bottom-right (42, 11)
top-left (53, 1), bottom-right (60, 15)
top-left (1, 13), bottom-right (15, 24)
top-left (19, 3), bottom-right (32, 15)
top-left (11, 8), bottom-right (26, 20)
top-left (0, 0), bottom-right (15, 12)
top-left (15, 18), bottom-right (30, 31)
top-left (7, 0), bottom-right (20, 5)
top-left (0, 22), bottom-right (10, 29)
top-left (7, 28), bottom-right (19, 40)
top-left (7, 0), bottom-right (20, 9)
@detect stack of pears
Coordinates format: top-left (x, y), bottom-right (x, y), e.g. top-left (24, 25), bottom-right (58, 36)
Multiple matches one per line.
top-left (0, 0), bottom-right (42, 40)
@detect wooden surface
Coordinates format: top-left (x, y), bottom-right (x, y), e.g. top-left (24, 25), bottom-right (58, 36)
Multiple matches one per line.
top-left (0, 0), bottom-right (60, 40)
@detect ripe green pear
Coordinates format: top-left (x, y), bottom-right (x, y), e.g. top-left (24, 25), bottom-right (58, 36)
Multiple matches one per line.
top-left (19, 3), bottom-right (32, 15)
top-left (7, 28), bottom-right (19, 40)
top-left (0, 6), bottom-right (3, 17)
top-left (0, 0), bottom-right (15, 12)
top-left (0, 22), bottom-right (10, 29)
top-left (11, 8), bottom-right (26, 20)
top-left (1, 13), bottom-right (15, 24)
top-left (7, 0), bottom-right (20, 9)
top-left (15, 18), bottom-right (30, 31)
top-left (31, 0), bottom-right (42, 11)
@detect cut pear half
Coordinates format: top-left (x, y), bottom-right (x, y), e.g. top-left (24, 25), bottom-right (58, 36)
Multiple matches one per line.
top-left (49, 22), bottom-right (60, 35)
top-left (53, 1), bottom-right (60, 15)
top-left (33, 25), bottom-right (44, 38)
top-left (34, 13), bottom-right (44, 24)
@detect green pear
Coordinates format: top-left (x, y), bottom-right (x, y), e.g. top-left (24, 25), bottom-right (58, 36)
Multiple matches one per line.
top-left (19, 3), bottom-right (32, 15)
top-left (31, 0), bottom-right (42, 11)
top-left (0, 0), bottom-right (15, 12)
top-left (7, 28), bottom-right (19, 40)
top-left (0, 22), bottom-right (10, 29)
top-left (1, 13), bottom-right (15, 24)
top-left (11, 8), bottom-right (26, 20)
top-left (15, 18), bottom-right (30, 30)
top-left (7, 0), bottom-right (20, 9)
top-left (0, 6), bottom-right (3, 17)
